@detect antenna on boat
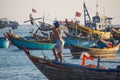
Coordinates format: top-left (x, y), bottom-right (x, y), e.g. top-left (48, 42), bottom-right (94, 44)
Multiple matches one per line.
top-left (96, 0), bottom-right (99, 16)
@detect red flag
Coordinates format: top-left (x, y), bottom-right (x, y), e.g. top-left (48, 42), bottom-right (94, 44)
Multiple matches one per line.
top-left (75, 12), bottom-right (81, 17)
top-left (32, 8), bottom-right (37, 13)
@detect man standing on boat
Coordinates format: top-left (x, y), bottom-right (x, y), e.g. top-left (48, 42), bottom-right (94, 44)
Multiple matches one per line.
top-left (39, 21), bottom-right (65, 62)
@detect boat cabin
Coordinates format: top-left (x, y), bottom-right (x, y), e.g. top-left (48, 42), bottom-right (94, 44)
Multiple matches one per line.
top-left (92, 15), bottom-right (112, 32)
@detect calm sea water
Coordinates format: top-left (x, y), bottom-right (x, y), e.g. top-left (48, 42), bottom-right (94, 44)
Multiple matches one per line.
top-left (0, 25), bottom-right (120, 80)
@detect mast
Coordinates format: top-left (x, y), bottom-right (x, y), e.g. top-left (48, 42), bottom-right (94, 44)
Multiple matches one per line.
top-left (83, 2), bottom-right (91, 27)
top-left (83, 2), bottom-right (93, 40)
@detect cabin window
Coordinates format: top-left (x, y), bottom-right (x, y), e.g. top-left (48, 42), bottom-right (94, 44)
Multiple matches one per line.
top-left (99, 25), bottom-right (101, 29)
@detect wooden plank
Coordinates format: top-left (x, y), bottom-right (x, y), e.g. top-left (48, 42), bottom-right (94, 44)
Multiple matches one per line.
top-left (24, 17), bottom-right (42, 23)
top-left (100, 60), bottom-right (120, 63)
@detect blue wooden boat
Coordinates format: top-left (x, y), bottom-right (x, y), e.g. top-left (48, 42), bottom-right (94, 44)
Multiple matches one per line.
top-left (6, 32), bottom-right (55, 50)
top-left (22, 48), bottom-right (120, 80)
top-left (63, 31), bottom-right (97, 48)
top-left (0, 37), bottom-right (10, 48)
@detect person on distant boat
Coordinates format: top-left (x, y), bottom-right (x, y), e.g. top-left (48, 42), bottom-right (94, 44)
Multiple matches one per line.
top-left (39, 21), bottom-right (65, 62)
top-left (29, 14), bottom-right (34, 25)
top-left (99, 39), bottom-right (114, 48)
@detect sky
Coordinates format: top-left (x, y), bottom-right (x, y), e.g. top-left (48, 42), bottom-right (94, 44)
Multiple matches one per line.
top-left (0, 0), bottom-right (120, 25)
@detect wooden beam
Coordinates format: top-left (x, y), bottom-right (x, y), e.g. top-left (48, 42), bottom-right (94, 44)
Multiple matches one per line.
top-left (24, 17), bottom-right (42, 23)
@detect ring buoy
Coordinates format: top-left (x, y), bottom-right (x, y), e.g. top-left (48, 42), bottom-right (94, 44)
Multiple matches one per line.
top-left (108, 43), bottom-right (114, 48)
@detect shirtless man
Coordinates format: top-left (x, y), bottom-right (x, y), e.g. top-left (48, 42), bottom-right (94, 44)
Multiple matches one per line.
top-left (39, 21), bottom-right (65, 62)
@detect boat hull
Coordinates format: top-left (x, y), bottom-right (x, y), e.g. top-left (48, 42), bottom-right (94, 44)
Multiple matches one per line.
top-left (63, 31), bottom-right (97, 48)
top-left (0, 37), bottom-right (10, 48)
top-left (10, 36), bottom-right (55, 50)
top-left (70, 44), bottom-right (120, 58)
top-left (23, 48), bottom-right (120, 80)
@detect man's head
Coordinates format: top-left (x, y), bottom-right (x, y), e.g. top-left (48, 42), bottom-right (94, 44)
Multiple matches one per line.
top-left (53, 21), bottom-right (60, 28)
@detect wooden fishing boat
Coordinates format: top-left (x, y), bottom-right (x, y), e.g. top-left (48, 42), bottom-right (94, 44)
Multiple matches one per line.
top-left (65, 2), bottom-right (113, 40)
top-left (65, 20), bottom-right (111, 40)
top-left (5, 31), bottom-right (52, 42)
top-left (0, 37), bottom-right (10, 48)
top-left (22, 48), bottom-right (120, 80)
top-left (70, 43), bottom-right (120, 58)
top-left (64, 27), bottom-right (119, 58)
top-left (5, 32), bottom-right (55, 50)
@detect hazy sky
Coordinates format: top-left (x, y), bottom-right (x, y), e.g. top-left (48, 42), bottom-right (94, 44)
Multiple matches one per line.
top-left (0, 0), bottom-right (120, 25)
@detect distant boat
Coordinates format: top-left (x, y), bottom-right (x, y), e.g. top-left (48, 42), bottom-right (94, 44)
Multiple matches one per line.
top-left (5, 32), bottom-right (55, 50)
top-left (65, 2), bottom-right (113, 40)
top-left (65, 19), bottom-right (111, 40)
top-left (0, 37), bottom-right (10, 48)
top-left (83, 2), bottom-right (113, 32)
top-left (22, 48), bottom-right (120, 80)
top-left (0, 18), bottom-right (19, 29)
top-left (7, 21), bottom-right (19, 29)
top-left (0, 18), bottom-right (7, 28)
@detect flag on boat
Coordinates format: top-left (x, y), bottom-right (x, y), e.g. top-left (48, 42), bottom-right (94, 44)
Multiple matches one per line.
top-left (75, 12), bottom-right (81, 17)
top-left (32, 8), bottom-right (37, 13)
